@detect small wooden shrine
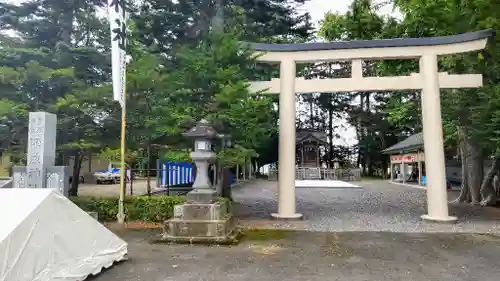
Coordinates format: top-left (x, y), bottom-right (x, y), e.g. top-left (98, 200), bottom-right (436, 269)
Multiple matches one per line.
top-left (296, 130), bottom-right (327, 168)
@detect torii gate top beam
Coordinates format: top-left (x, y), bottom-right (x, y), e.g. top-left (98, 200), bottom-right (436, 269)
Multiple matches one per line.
top-left (246, 29), bottom-right (495, 62)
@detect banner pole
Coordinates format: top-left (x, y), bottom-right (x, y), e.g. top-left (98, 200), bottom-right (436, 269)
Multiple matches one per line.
top-left (117, 94), bottom-right (127, 224)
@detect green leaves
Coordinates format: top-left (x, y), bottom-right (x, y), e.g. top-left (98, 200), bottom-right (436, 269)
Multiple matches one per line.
top-left (0, 0), bottom-right (306, 172)
top-left (217, 146), bottom-right (257, 168)
top-left (162, 149), bottom-right (191, 162)
top-left (393, 0), bottom-right (500, 155)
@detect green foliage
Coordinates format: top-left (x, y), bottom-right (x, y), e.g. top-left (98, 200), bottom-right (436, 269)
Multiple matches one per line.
top-left (0, 0), bottom-right (116, 174)
top-left (71, 195), bottom-right (232, 222)
top-left (392, 0), bottom-right (500, 155)
top-left (316, 0), bottom-right (500, 175)
top-left (319, 0), bottom-right (384, 41)
top-left (162, 149), bottom-right (192, 162)
top-left (148, 30), bottom-right (278, 157)
top-left (98, 147), bottom-right (122, 165)
top-left (0, 0), bottom-right (313, 185)
top-left (133, 0), bottom-right (313, 53)
top-left (70, 195), bottom-right (187, 222)
top-left (317, 0), bottom-right (407, 173)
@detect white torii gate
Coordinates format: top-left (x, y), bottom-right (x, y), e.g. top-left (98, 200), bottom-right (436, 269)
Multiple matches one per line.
top-left (247, 29), bottom-right (495, 222)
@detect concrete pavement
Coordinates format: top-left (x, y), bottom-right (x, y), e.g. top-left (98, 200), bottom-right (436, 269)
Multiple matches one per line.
top-left (90, 229), bottom-right (500, 281)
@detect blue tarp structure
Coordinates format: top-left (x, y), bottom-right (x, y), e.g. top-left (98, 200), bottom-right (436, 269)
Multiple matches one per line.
top-left (156, 161), bottom-right (237, 188)
top-left (157, 161), bottom-right (195, 188)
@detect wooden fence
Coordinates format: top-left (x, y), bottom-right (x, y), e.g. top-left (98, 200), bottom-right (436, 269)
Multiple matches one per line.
top-left (268, 167), bottom-right (361, 181)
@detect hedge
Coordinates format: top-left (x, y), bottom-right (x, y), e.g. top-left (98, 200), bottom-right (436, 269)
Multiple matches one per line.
top-left (70, 195), bottom-right (232, 223)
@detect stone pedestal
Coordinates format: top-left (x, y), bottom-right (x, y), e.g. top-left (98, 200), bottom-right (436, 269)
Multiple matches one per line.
top-left (162, 200), bottom-right (239, 244)
top-left (186, 188), bottom-right (216, 203)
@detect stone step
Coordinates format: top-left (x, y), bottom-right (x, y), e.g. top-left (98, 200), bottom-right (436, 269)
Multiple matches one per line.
top-left (173, 202), bottom-right (229, 221)
top-left (166, 218), bottom-right (235, 238)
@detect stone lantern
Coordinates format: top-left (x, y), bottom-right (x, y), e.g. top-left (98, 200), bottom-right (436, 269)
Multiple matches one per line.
top-left (163, 119), bottom-right (238, 244)
top-left (182, 119), bottom-right (218, 203)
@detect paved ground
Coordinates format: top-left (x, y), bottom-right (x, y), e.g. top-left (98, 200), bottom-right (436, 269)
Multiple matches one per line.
top-left (233, 180), bottom-right (500, 233)
top-left (87, 180), bottom-right (500, 280)
top-left (78, 179), bottom-right (154, 197)
top-left (78, 179), bottom-right (248, 197)
top-left (90, 229), bottom-right (500, 281)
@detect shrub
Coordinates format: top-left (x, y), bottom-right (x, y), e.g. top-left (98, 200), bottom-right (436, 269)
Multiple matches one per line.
top-left (70, 195), bottom-right (233, 222)
top-left (70, 195), bottom-right (186, 222)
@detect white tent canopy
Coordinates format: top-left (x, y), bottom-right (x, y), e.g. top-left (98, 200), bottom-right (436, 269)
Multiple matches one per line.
top-left (0, 189), bottom-right (127, 281)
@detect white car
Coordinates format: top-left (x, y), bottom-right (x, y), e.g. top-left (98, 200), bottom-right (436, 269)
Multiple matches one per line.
top-left (94, 169), bottom-right (121, 184)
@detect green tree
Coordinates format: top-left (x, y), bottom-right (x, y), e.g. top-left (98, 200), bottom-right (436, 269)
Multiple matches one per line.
top-left (0, 0), bottom-right (115, 195)
top-left (318, 0), bottom-right (403, 175)
top-left (393, 0), bottom-right (500, 205)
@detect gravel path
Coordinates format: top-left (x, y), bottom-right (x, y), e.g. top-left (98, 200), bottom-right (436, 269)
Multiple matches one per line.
top-left (233, 180), bottom-right (500, 233)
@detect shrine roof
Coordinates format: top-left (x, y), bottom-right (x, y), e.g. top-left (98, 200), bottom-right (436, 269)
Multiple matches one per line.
top-left (382, 133), bottom-right (424, 154)
top-left (296, 130), bottom-right (327, 144)
top-left (245, 29), bottom-right (494, 52)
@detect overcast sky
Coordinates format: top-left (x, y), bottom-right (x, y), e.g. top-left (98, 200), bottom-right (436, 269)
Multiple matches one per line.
top-left (303, 0), bottom-right (396, 25)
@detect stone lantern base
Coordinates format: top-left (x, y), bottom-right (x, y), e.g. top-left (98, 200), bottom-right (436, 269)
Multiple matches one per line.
top-left (161, 199), bottom-right (241, 244)
top-left (186, 188), bottom-right (217, 204)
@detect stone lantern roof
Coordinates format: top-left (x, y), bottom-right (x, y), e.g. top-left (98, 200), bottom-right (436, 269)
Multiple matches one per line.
top-left (182, 119), bottom-right (218, 139)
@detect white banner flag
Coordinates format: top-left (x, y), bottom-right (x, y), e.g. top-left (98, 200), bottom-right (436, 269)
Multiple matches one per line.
top-left (108, 0), bottom-right (127, 107)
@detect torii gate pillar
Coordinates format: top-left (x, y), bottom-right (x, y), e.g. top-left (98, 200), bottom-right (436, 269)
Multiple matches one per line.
top-left (419, 54), bottom-right (454, 222)
top-left (271, 59), bottom-right (302, 220)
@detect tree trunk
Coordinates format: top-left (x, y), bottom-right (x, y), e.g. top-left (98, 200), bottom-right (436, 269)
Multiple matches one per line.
top-left (359, 93), bottom-right (366, 174)
top-left (60, 4), bottom-right (75, 45)
top-left (211, 0), bottom-right (225, 31)
top-left (466, 137), bottom-right (484, 205)
top-left (236, 164), bottom-right (239, 183)
top-left (452, 126), bottom-right (470, 203)
top-left (480, 156), bottom-right (500, 206)
top-left (216, 163), bottom-right (223, 195)
top-left (494, 169), bottom-right (500, 200)
top-left (146, 140), bottom-right (152, 196)
top-left (247, 159), bottom-right (252, 179)
top-left (328, 96), bottom-right (334, 168)
top-left (364, 92), bottom-right (372, 176)
top-left (220, 168), bottom-right (232, 200)
top-left (0, 130), bottom-right (16, 150)
top-left (309, 99), bottom-right (314, 128)
top-left (242, 157), bottom-right (246, 180)
top-left (68, 151), bottom-right (83, 196)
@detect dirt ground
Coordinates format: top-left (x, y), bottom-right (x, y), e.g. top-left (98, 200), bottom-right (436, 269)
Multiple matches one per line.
top-left (89, 229), bottom-right (500, 281)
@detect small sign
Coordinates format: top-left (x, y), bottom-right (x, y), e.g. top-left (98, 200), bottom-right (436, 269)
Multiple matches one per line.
top-left (390, 153), bottom-right (420, 163)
